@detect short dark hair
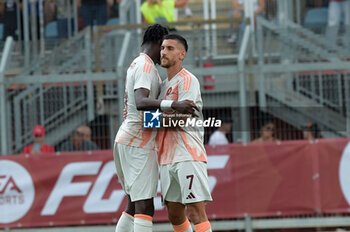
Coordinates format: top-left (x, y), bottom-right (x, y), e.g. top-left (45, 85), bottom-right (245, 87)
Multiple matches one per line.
top-left (142, 24), bottom-right (169, 46)
top-left (163, 34), bottom-right (188, 52)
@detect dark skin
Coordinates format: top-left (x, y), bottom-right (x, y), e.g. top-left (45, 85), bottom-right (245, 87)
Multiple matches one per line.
top-left (135, 88), bottom-right (199, 116)
top-left (125, 40), bottom-right (199, 218)
top-left (134, 41), bottom-right (199, 116)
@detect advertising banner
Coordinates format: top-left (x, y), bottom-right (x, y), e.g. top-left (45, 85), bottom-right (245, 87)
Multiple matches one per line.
top-left (1, 139), bottom-right (350, 228)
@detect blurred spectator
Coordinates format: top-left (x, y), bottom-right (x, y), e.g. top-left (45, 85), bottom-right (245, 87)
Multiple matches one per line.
top-left (76, 125), bottom-right (100, 149)
top-left (45, 0), bottom-right (76, 38)
top-left (305, 0), bottom-right (329, 7)
top-left (108, 0), bottom-right (121, 19)
top-left (325, 0), bottom-right (350, 47)
top-left (44, 0), bottom-right (55, 25)
top-left (265, 0), bottom-right (277, 21)
top-left (27, 0), bottom-right (44, 40)
top-left (0, 0), bottom-right (19, 40)
top-left (228, 0), bottom-right (266, 43)
top-left (140, 0), bottom-right (189, 30)
top-left (302, 122), bottom-right (321, 140)
top-left (76, 125), bottom-right (92, 141)
top-left (183, 1), bottom-right (193, 17)
top-left (22, 125), bottom-right (55, 154)
top-left (77, 0), bottom-right (111, 28)
top-left (208, 120), bottom-right (232, 145)
top-left (60, 129), bottom-right (99, 152)
top-left (252, 121), bottom-right (278, 143)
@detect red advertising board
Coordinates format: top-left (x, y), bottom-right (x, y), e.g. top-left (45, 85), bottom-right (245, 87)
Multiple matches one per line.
top-left (1, 138), bottom-right (350, 228)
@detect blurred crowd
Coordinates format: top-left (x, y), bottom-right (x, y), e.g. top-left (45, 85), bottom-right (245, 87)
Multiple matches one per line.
top-left (207, 119), bottom-right (321, 146)
top-left (0, 0), bottom-right (191, 40)
top-left (0, 0), bottom-right (122, 40)
top-left (0, 0), bottom-right (347, 41)
top-left (13, 0), bottom-right (347, 153)
top-left (22, 124), bottom-right (100, 154)
top-left (21, 119), bottom-right (323, 154)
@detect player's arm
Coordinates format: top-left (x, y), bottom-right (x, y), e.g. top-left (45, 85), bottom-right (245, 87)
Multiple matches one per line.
top-left (160, 77), bottom-right (202, 127)
top-left (135, 88), bottom-right (198, 116)
top-left (134, 88), bottom-right (160, 111)
top-left (133, 61), bottom-right (198, 115)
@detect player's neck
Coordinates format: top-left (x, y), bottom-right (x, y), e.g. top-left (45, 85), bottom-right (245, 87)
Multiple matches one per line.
top-left (167, 63), bottom-right (183, 81)
top-left (142, 47), bottom-right (156, 64)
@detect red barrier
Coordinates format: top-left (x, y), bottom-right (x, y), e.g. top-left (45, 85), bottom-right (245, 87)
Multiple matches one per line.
top-left (0, 138), bottom-right (350, 228)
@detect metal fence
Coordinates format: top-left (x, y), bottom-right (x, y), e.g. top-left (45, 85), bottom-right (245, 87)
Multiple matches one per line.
top-left (256, 16), bottom-right (350, 140)
top-left (0, 17), bottom-right (350, 155)
top-left (0, 0), bottom-right (348, 64)
top-left (0, 3), bottom-right (350, 232)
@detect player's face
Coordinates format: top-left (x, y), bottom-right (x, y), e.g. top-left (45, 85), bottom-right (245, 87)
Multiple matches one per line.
top-left (160, 39), bottom-right (186, 68)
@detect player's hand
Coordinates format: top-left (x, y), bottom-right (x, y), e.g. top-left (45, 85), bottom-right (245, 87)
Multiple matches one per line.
top-left (171, 100), bottom-right (199, 117)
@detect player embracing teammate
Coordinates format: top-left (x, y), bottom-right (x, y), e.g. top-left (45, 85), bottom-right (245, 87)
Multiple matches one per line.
top-left (114, 24), bottom-right (212, 232)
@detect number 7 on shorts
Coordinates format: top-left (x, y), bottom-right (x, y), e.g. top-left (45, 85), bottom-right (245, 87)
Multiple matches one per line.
top-left (186, 174), bottom-right (194, 190)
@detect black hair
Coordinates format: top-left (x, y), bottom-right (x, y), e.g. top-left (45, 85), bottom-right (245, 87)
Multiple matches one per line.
top-left (142, 24), bottom-right (169, 46)
top-left (163, 34), bottom-right (188, 52)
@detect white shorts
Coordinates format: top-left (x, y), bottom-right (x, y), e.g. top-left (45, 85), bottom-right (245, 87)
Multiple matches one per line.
top-left (160, 161), bottom-right (213, 205)
top-left (113, 142), bottom-right (158, 202)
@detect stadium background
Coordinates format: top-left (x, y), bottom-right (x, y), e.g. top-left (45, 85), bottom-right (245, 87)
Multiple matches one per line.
top-left (0, 0), bottom-right (350, 231)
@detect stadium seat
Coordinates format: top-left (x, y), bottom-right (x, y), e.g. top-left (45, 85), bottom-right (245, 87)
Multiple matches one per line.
top-left (0, 24), bottom-right (3, 40)
top-left (303, 7), bottom-right (328, 28)
top-left (45, 21), bottom-right (59, 39)
top-left (107, 18), bottom-right (120, 25)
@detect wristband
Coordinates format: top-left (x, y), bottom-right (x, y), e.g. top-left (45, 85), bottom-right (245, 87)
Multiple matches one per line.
top-left (160, 100), bottom-right (174, 111)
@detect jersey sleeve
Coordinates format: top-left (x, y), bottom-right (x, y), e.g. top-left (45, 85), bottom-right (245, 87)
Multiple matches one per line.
top-left (133, 61), bottom-right (154, 91)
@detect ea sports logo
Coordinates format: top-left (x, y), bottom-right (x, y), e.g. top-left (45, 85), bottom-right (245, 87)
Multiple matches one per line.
top-left (0, 160), bottom-right (35, 223)
top-left (340, 142), bottom-right (350, 206)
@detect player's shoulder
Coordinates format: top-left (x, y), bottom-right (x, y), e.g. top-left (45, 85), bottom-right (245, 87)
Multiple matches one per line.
top-left (177, 68), bottom-right (199, 89)
top-left (178, 68), bottom-right (198, 82)
top-left (134, 54), bottom-right (155, 74)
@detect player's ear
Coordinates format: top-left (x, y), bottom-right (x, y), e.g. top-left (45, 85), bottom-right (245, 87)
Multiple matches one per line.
top-left (179, 49), bottom-right (186, 61)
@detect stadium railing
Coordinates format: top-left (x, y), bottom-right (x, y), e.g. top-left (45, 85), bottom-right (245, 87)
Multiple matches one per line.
top-left (0, 17), bottom-right (349, 154)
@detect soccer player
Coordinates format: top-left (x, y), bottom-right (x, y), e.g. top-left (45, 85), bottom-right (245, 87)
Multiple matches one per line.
top-left (114, 24), bottom-right (199, 232)
top-left (157, 34), bottom-right (213, 232)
